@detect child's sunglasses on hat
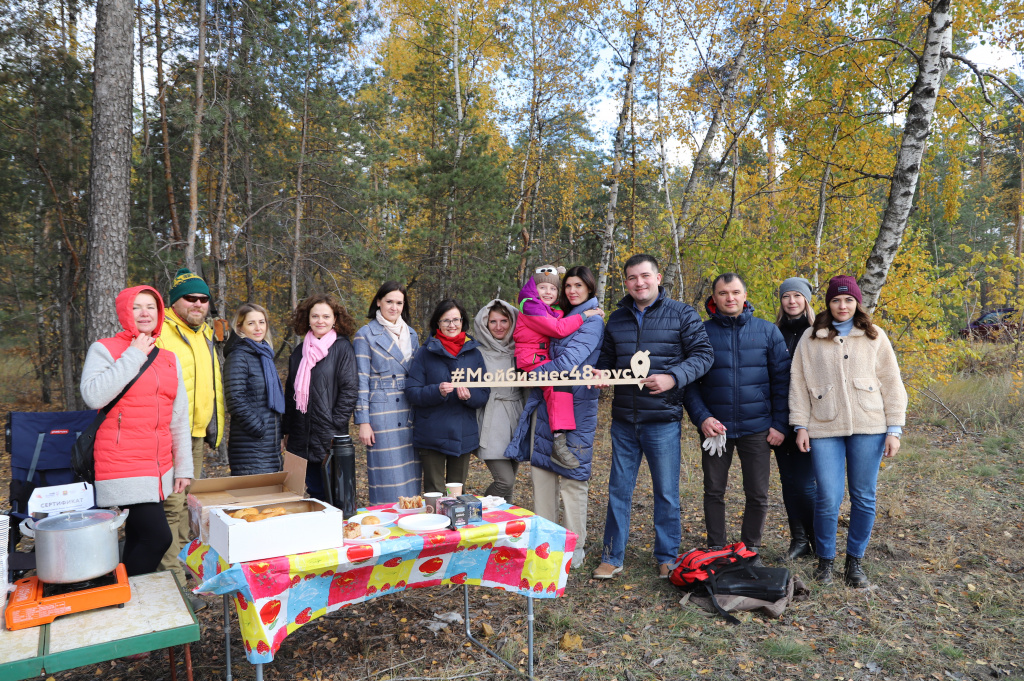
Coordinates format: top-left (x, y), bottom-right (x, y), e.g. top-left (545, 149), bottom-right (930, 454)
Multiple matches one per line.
top-left (182, 294), bottom-right (210, 303)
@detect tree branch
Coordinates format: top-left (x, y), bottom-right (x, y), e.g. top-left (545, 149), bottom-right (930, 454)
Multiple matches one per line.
top-left (796, 36), bottom-right (920, 65)
top-left (942, 52), bottom-right (1024, 106)
top-left (942, 94), bottom-right (997, 141)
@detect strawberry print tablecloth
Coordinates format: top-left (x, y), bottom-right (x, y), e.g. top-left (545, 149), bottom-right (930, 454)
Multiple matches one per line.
top-left (179, 504), bottom-right (576, 664)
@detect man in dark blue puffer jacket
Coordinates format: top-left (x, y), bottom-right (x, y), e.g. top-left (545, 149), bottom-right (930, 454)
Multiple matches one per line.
top-left (682, 273), bottom-right (790, 561)
top-left (592, 254), bottom-right (714, 580)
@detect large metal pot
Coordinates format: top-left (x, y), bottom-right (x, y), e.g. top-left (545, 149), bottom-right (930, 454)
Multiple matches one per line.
top-left (20, 509), bottom-right (128, 584)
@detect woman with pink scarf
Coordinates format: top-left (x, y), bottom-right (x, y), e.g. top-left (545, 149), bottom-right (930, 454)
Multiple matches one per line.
top-left (283, 293), bottom-right (358, 500)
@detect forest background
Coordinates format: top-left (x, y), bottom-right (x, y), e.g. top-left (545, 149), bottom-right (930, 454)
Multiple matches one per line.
top-left (2, 0), bottom-right (1024, 411)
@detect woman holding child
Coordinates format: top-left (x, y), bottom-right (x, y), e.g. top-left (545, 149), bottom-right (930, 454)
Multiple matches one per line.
top-left (505, 265), bottom-right (604, 568)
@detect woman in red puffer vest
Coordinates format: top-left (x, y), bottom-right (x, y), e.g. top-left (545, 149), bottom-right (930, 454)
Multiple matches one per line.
top-left (80, 285), bottom-right (193, 575)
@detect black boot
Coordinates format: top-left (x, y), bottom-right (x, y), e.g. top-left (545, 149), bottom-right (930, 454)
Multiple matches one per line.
top-left (786, 525), bottom-right (813, 561)
top-left (748, 546), bottom-right (765, 567)
top-left (844, 556), bottom-right (869, 588)
top-left (813, 558), bottom-right (834, 584)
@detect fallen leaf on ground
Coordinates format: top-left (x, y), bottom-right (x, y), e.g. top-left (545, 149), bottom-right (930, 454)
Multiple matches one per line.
top-left (559, 633), bottom-right (583, 651)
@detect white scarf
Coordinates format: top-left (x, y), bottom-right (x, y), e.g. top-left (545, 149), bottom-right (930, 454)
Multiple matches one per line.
top-left (376, 310), bottom-right (413, 361)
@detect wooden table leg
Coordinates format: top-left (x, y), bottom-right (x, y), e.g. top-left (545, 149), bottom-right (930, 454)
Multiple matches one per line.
top-left (185, 644), bottom-right (194, 681)
top-left (169, 646), bottom-right (177, 681)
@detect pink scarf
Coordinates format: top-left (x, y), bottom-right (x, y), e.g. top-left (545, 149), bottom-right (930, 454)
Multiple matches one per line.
top-left (294, 329), bottom-right (337, 413)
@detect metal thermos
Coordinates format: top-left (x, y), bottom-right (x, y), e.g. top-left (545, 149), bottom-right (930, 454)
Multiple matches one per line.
top-left (322, 434), bottom-right (357, 516)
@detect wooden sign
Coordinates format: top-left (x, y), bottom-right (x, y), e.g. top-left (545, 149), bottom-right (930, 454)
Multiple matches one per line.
top-left (449, 351), bottom-right (651, 388)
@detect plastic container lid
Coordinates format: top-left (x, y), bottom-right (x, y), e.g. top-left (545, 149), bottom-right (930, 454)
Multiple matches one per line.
top-left (34, 510), bottom-right (117, 531)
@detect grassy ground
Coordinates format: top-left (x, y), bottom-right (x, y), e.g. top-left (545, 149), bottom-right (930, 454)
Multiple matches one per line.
top-left (2, 349), bottom-right (1023, 680)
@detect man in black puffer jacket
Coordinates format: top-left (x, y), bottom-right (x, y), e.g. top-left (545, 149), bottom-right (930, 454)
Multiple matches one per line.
top-left (592, 254), bottom-right (714, 581)
top-left (683, 273), bottom-right (790, 560)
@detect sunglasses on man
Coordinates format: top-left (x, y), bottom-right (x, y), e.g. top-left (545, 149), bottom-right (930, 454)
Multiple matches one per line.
top-left (182, 294), bottom-right (210, 304)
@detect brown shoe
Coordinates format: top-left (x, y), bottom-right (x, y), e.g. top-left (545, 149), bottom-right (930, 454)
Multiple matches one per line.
top-left (592, 562), bottom-right (623, 579)
top-left (658, 563), bottom-right (672, 579)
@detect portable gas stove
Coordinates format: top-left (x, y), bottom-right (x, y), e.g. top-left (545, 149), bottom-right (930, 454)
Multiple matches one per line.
top-left (4, 563), bottom-right (131, 631)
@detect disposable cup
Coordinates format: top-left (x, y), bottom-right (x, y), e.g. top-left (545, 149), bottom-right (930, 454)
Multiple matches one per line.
top-left (445, 483), bottom-right (463, 497)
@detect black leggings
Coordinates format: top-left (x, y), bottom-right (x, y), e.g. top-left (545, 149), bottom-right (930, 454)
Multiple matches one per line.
top-left (121, 501), bottom-right (173, 577)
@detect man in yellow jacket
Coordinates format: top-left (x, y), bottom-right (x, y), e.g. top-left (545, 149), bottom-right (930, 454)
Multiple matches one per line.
top-left (157, 268), bottom-right (225, 609)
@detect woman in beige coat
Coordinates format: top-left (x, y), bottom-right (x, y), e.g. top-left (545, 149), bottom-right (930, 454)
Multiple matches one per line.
top-left (790, 276), bottom-right (907, 588)
top-left (473, 300), bottom-right (526, 500)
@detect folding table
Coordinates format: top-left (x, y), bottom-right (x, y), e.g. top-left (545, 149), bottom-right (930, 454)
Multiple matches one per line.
top-left (0, 572), bottom-right (200, 681)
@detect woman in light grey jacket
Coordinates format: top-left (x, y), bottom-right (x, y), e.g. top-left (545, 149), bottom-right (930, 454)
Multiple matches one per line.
top-left (473, 300), bottom-right (525, 500)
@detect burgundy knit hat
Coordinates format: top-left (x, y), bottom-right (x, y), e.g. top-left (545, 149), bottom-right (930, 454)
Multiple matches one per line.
top-left (825, 275), bottom-right (862, 305)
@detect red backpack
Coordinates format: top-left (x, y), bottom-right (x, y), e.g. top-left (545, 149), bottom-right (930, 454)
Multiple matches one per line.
top-left (669, 542), bottom-right (760, 624)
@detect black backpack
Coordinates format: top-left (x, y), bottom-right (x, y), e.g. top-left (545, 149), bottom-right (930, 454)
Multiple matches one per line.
top-left (669, 543), bottom-right (790, 624)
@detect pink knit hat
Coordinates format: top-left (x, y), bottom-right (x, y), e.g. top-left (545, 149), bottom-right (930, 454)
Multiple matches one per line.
top-left (825, 275), bottom-right (862, 305)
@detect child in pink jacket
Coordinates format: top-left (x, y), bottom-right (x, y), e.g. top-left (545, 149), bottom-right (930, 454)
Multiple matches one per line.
top-left (515, 265), bottom-right (604, 469)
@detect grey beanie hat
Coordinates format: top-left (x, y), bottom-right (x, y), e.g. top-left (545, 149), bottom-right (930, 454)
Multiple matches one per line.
top-left (779, 277), bottom-right (812, 303)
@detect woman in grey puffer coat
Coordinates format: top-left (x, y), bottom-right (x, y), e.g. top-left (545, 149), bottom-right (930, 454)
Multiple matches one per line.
top-left (473, 300), bottom-right (526, 500)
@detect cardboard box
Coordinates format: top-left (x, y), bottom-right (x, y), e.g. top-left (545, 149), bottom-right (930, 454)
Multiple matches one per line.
top-left (187, 452), bottom-right (306, 543)
top-left (208, 499), bottom-right (345, 563)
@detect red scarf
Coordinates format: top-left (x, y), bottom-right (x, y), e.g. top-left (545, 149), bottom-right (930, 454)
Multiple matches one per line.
top-left (436, 330), bottom-right (466, 358)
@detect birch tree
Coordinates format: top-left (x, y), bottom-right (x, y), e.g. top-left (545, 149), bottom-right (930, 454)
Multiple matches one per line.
top-left (595, 0), bottom-right (646, 304)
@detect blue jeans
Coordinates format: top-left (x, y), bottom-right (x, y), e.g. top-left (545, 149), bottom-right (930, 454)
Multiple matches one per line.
top-left (811, 434), bottom-right (886, 560)
top-left (601, 419), bottom-right (682, 566)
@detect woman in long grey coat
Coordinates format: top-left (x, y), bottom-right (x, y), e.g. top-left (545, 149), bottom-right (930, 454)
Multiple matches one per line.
top-left (473, 299), bottom-right (526, 500)
top-left (354, 282), bottom-right (421, 504)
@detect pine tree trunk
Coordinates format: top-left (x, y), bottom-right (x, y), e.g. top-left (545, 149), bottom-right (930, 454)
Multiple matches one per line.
top-left (595, 25), bottom-right (642, 305)
top-left (859, 0), bottom-right (952, 310)
top-left (34, 216), bottom-right (54, 404)
top-left (291, 34), bottom-right (312, 312)
top-left (153, 0), bottom-right (181, 243)
top-left (511, 11), bottom-right (539, 286)
top-left (86, 0), bottom-right (133, 343)
top-left (212, 5), bottom-right (233, 318)
top-left (137, 0), bottom-right (154, 233)
top-left (185, 0), bottom-right (208, 270)
top-left (58, 242), bottom-right (79, 410)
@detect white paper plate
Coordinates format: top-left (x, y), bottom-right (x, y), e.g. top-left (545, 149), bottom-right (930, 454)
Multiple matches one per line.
top-left (397, 513), bottom-right (451, 534)
top-left (391, 503), bottom-right (426, 515)
top-left (346, 526), bottom-right (391, 544)
top-left (349, 511), bottom-right (399, 527)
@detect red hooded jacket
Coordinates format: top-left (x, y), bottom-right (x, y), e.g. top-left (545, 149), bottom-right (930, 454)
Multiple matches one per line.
top-left (92, 286), bottom-right (182, 500)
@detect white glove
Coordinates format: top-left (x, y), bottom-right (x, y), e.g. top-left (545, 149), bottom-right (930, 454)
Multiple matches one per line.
top-left (702, 433), bottom-right (727, 457)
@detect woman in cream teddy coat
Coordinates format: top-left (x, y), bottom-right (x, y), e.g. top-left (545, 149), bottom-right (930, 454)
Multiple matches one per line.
top-left (789, 275), bottom-right (907, 588)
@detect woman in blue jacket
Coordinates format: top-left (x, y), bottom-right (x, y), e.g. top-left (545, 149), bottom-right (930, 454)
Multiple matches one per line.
top-left (406, 299), bottom-right (490, 494)
top-left (505, 266), bottom-right (604, 568)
